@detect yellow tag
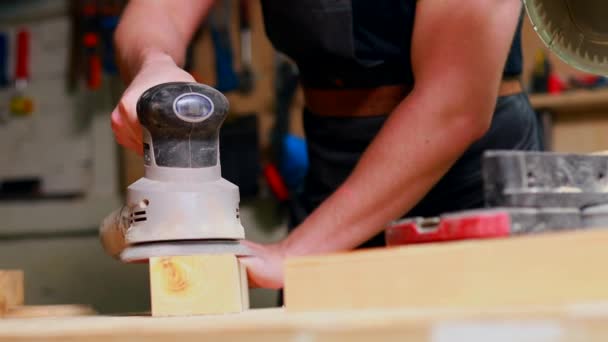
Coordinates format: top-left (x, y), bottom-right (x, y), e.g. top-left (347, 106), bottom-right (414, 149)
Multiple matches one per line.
top-left (9, 96), bottom-right (34, 116)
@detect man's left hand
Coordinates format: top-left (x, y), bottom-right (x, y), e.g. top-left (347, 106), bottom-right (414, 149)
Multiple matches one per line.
top-left (239, 240), bottom-right (286, 289)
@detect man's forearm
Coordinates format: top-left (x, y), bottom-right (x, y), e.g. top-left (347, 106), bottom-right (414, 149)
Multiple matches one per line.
top-left (114, 0), bottom-right (215, 82)
top-left (281, 89), bottom-right (487, 256)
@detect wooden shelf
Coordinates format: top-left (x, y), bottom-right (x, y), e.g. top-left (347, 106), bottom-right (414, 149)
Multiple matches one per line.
top-left (529, 89), bottom-right (608, 114)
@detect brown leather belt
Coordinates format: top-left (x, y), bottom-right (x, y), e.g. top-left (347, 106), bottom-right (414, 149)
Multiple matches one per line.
top-left (303, 79), bottom-right (523, 117)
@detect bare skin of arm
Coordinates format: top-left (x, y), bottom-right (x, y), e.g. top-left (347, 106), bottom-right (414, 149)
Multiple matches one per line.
top-left (111, 0), bottom-right (215, 153)
top-left (241, 0), bottom-right (523, 288)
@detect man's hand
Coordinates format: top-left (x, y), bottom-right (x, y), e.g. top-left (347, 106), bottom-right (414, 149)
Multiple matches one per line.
top-left (239, 241), bottom-right (286, 289)
top-left (111, 0), bottom-right (215, 154)
top-left (111, 52), bottom-right (195, 154)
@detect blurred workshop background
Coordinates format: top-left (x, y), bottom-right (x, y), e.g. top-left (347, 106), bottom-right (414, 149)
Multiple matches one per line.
top-left (0, 0), bottom-right (606, 314)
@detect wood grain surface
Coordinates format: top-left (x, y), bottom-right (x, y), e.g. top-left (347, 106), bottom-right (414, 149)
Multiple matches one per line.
top-left (0, 271), bottom-right (24, 310)
top-left (1, 305), bottom-right (608, 341)
top-left (285, 229), bottom-right (608, 312)
top-left (149, 254), bottom-right (248, 316)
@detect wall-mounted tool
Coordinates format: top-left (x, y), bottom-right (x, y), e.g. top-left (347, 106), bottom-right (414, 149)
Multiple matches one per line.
top-left (0, 0), bottom-right (121, 236)
top-left (568, 74), bottom-right (608, 90)
top-left (529, 50), bottom-right (550, 93)
top-left (209, 1), bottom-right (239, 93)
top-left (264, 54), bottom-right (307, 225)
top-left (0, 31), bottom-right (10, 124)
top-left (99, 82), bottom-right (250, 261)
top-left (0, 32), bottom-right (8, 88)
top-left (81, 0), bottom-right (102, 90)
top-left (271, 55), bottom-right (304, 189)
top-left (99, 0), bottom-right (123, 75)
top-left (237, 0), bottom-right (254, 94)
top-left (9, 28), bottom-right (34, 117)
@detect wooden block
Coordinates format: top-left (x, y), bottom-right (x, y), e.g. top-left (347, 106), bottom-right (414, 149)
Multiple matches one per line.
top-left (0, 271), bottom-right (24, 309)
top-left (284, 229), bottom-right (608, 312)
top-left (149, 254), bottom-right (249, 316)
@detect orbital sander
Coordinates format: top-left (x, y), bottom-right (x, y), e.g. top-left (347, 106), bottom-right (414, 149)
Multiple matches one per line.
top-left (100, 82), bottom-right (250, 262)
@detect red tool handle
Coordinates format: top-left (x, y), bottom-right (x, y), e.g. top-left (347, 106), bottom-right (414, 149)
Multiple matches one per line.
top-left (15, 29), bottom-right (30, 80)
top-left (88, 54), bottom-right (102, 90)
top-left (83, 33), bottom-right (102, 89)
top-left (385, 210), bottom-right (512, 246)
top-left (263, 163), bottom-right (290, 202)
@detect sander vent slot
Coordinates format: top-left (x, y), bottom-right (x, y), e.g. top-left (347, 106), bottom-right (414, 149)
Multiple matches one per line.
top-left (130, 210), bottom-right (147, 224)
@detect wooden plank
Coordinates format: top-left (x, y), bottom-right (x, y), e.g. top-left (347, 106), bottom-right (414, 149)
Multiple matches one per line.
top-left (5, 305), bottom-right (95, 319)
top-left (284, 229), bottom-right (608, 312)
top-left (149, 254), bottom-right (248, 316)
top-left (0, 271), bottom-right (24, 309)
top-left (1, 306), bottom-right (608, 341)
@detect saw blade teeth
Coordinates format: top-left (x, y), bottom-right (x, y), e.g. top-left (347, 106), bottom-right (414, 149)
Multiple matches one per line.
top-left (567, 40), bottom-right (575, 54)
top-left (554, 31), bottom-right (564, 49)
top-left (532, 0), bottom-right (556, 41)
top-left (534, 1), bottom-right (548, 22)
top-left (526, 0), bottom-right (608, 74)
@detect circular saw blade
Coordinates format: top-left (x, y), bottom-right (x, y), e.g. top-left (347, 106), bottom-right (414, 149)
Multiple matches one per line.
top-left (524, 0), bottom-right (608, 75)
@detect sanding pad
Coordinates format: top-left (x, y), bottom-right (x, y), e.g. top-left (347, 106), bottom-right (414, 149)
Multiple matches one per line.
top-left (120, 240), bottom-right (252, 262)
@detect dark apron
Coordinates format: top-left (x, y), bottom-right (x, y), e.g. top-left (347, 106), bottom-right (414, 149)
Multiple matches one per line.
top-left (260, 0), bottom-right (541, 248)
top-left (260, 0), bottom-right (416, 87)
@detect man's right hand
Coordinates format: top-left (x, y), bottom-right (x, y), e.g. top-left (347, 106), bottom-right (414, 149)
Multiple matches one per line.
top-left (111, 52), bottom-right (195, 155)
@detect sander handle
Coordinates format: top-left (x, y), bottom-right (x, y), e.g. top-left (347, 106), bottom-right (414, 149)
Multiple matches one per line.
top-left (137, 82), bottom-right (229, 169)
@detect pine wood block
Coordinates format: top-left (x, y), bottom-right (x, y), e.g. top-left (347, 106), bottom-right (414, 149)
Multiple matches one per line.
top-left (0, 271), bottom-right (24, 309)
top-left (284, 229), bottom-right (608, 312)
top-left (149, 254), bottom-right (249, 316)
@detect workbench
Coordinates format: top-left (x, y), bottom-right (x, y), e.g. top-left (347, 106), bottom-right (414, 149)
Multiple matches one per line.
top-left (1, 229), bottom-right (608, 341)
top-left (1, 305), bottom-right (608, 341)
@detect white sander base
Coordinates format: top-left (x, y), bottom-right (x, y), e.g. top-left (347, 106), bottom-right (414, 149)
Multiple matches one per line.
top-left (120, 239), bottom-right (252, 262)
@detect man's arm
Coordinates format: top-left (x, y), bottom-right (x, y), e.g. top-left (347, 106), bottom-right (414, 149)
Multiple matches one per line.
top-left (111, 0), bottom-right (215, 153)
top-left (115, 0), bottom-right (215, 83)
top-left (281, 0), bottom-right (522, 255)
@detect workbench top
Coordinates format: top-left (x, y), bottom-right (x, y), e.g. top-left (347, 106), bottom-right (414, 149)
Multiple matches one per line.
top-left (1, 305), bottom-right (608, 341)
